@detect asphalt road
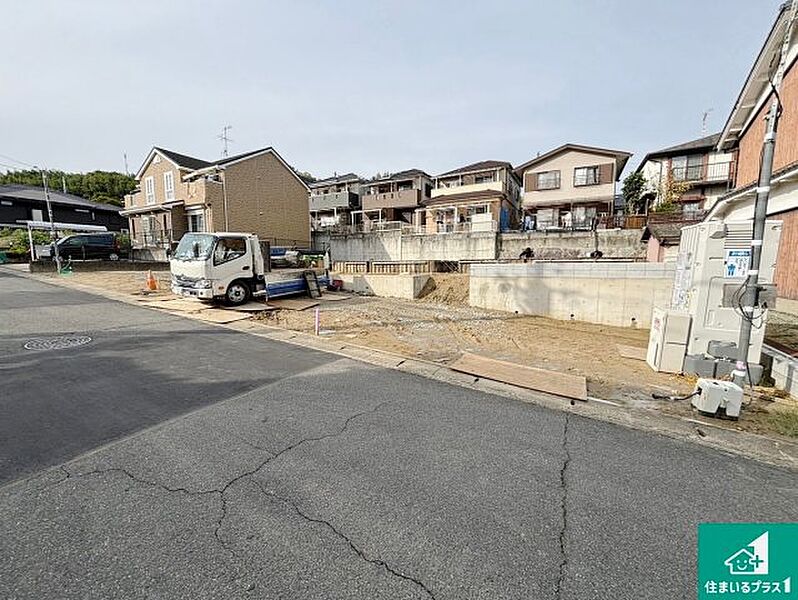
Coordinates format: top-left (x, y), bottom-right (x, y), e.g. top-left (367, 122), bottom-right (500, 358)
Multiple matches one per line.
top-left (0, 270), bottom-right (796, 600)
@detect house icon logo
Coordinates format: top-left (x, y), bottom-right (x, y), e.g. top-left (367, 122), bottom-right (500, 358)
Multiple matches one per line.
top-left (724, 532), bottom-right (769, 575)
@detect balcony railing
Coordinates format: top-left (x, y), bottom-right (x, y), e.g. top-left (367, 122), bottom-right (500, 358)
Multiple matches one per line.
top-left (132, 229), bottom-right (174, 249)
top-left (671, 161), bottom-right (734, 183)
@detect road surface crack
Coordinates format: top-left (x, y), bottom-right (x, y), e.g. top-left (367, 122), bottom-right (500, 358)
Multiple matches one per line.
top-left (252, 479), bottom-right (436, 600)
top-left (38, 401), bottom-right (391, 557)
top-left (555, 413), bottom-right (571, 599)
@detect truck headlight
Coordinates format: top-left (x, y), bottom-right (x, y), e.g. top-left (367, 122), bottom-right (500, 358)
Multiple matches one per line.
top-left (196, 278), bottom-right (213, 289)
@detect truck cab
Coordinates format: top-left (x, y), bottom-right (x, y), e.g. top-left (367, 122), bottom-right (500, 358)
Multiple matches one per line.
top-left (170, 232), bottom-right (268, 305)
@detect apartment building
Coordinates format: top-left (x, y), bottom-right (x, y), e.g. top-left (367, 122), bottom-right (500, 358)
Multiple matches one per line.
top-left (422, 160), bottom-right (521, 233)
top-left (636, 133), bottom-right (736, 216)
top-left (308, 173), bottom-right (362, 231)
top-left (514, 144), bottom-right (631, 230)
top-left (708, 3), bottom-right (798, 301)
top-left (122, 146), bottom-right (310, 249)
top-left (359, 169), bottom-right (432, 226)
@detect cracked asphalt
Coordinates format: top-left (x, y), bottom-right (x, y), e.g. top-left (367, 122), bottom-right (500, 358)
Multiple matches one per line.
top-left (1, 270), bottom-right (797, 599)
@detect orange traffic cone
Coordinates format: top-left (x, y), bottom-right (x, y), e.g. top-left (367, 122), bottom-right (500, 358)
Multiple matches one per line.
top-left (146, 270), bottom-right (158, 291)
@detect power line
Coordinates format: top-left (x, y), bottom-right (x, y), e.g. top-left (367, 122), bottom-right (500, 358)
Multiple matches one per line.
top-left (0, 153), bottom-right (38, 169)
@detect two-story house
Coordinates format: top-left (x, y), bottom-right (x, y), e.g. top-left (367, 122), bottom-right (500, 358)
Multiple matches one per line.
top-left (422, 160), bottom-right (521, 233)
top-left (636, 133), bottom-right (736, 217)
top-left (122, 146), bottom-right (310, 251)
top-left (514, 143), bottom-right (631, 230)
top-left (308, 173), bottom-right (362, 231)
top-left (707, 2), bottom-right (798, 302)
top-left (359, 169), bottom-right (432, 226)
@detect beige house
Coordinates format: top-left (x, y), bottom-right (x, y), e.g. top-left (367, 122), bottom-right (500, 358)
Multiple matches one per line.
top-left (515, 143), bottom-right (631, 230)
top-left (422, 160), bottom-right (521, 233)
top-left (122, 146), bottom-right (310, 250)
top-left (359, 169), bottom-right (432, 226)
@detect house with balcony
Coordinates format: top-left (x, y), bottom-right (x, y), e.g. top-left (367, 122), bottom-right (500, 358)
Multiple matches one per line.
top-left (359, 169), bottom-right (432, 227)
top-left (308, 173), bottom-right (362, 231)
top-left (636, 133), bottom-right (735, 217)
top-left (514, 144), bottom-right (631, 230)
top-left (122, 146), bottom-right (310, 253)
top-left (421, 160), bottom-right (521, 233)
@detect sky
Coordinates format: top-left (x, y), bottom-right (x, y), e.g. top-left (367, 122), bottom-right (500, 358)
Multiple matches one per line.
top-left (0, 0), bottom-right (783, 180)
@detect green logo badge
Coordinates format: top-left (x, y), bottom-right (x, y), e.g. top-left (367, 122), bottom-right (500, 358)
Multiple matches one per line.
top-left (699, 523), bottom-right (798, 597)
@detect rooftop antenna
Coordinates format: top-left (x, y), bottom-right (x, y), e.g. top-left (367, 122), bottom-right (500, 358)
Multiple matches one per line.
top-left (701, 108), bottom-right (713, 135)
top-left (218, 125), bottom-right (233, 157)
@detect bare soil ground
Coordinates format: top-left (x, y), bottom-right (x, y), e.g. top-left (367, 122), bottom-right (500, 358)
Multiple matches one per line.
top-left (42, 270), bottom-right (798, 438)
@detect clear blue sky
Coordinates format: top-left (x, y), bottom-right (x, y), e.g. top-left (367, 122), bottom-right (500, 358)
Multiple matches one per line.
top-left (0, 0), bottom-right (782, 179)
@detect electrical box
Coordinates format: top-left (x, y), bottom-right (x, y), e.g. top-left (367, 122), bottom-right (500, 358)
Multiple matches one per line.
top-left (670, 221), bottom-right (782, 363)
top-left (646, 307), bottom-right (691, 373)
top-left (692, 378), bottom-right (744, 419)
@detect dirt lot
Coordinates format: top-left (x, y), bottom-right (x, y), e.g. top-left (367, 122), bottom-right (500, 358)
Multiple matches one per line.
top-left (39, 270), bottom-right (798, 438)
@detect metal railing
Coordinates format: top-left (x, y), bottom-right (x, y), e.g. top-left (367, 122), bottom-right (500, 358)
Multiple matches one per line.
top-left (132, 229), bottom-right (174, 248)
top-left (671, 161), bottom-right (734, 183)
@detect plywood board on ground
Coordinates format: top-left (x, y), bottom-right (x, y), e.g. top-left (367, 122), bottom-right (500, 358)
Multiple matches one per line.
top-left (226, 302), bottom-right (276, 312)
top-left (192, 310), bottom-right (252, 323)
top-left (267, 298), bottom-right (320, 311)
top-left (140, 298), bottom-right (209, 313)
top-left (449, 352), bottom-right (587, 401)
top-left (617, 344), bottom-right (647, 361)
top-left (319, 293), bottom-right (351, 302)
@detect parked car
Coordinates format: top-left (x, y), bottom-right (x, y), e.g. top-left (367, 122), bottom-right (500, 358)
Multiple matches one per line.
top-left (55, 233), bottom-right (128, 261)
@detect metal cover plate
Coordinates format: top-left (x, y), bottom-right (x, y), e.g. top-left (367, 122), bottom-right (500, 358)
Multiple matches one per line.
top-left (24, 336), bottom-right (92, 351)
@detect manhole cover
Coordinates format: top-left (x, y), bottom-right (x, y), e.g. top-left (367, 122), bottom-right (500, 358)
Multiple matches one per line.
top-left (24, 335), bottom-right (93, 351)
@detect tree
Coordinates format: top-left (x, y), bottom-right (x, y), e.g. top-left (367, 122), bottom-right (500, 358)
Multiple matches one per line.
top-left (0, 169), bottom-right (135, 207)
top-left (652, 176), bottom-right (692, 214)
top-left (621, 172), bottom-right (648, 214)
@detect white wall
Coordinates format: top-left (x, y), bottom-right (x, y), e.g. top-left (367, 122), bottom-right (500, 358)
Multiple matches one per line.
top-left (469, 262), bottom-right (675, 328)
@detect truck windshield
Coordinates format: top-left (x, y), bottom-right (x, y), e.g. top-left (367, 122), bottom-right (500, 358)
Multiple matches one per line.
top-left (173, 233), bottom-right (216, 261)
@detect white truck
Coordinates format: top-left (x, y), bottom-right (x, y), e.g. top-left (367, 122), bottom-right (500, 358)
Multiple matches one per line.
top-left (169, 232), bottom-right (329, 305)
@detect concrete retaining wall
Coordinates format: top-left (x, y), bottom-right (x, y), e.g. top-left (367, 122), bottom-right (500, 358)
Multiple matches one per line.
top-left (336, 273), bottom-right (430, 300)
top-left (314, 229), bottom-right (645, 264)
top-left (499, 230), bottom-right (645, 260)
top-left (469, 262), bottom-right (675, 328)
top-left (763, 344), bottom-right (798, 399)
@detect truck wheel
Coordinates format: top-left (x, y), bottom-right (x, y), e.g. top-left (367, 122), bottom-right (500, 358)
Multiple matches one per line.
top-left (225, 281), bottom-right (250, 306)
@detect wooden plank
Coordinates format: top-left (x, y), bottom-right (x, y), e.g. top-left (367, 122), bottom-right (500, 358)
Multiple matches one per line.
top-left (268, 298), bottom-right (320, 311)
top-left (617, 344), bottom-right (647, 361)
top-left (449, 352), bottom-right (587, 401)
top-left (319, 293), bottom-right (350, 302)
top-left (140, 299), bottom-right (209, 313)
top-left (192, 310), bottom-right (252, 324)
top-left (225, 302), bottom-right (276, 313)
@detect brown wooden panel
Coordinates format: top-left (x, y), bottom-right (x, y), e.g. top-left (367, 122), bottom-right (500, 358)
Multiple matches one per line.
top-left (598, 162), bottom-right (614, 184)
top-left (449, 352), bottom-right (587, 400)
top-left (774, 208), bottom-right (798, 300)
top-left (525, 172), bottom-right (537, 191)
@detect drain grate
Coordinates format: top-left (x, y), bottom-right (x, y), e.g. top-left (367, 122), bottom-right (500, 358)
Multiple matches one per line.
top-left (24, 335), bottom-right (93, 351)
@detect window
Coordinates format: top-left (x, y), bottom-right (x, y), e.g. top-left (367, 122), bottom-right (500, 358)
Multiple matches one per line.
top-left (163, 171), bottom-right (175, 201)
top-left (145, 176), bottom-right (155, 204)
top-left (574, 166), bottom-right (600, 186)
top-left (474, 173), bottom-right (495, 184)
top-left (672, 155), bottom-right (704, 181)
top-left (31, 208), bottom-right (44, 221)
top-left (213, 237), bottom-right (247, 265)
top-left (536, 170), bottom-right (561, 190)
top-left (188, 212), bottom-right (205, 232)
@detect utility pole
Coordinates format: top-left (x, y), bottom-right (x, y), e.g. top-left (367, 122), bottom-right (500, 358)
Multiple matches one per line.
top-left (733, 0), bottom-right (797, 387)
top-left (123, 152), bottom-right (130, 176)
top-left (218, 125), bottom-right (233, 157)
top-left (61, 173), bottom-right (67, 193)
top-left (39, 168), bottom-right (62, 273)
